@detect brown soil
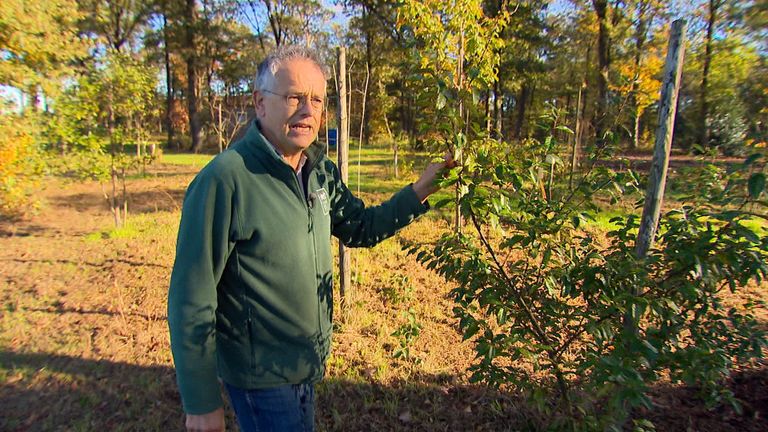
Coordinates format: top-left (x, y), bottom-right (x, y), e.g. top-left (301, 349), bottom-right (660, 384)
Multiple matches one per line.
top-left (0, 161), bottom-right (765, 431)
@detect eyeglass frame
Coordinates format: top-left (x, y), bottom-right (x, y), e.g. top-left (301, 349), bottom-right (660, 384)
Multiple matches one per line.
top-left (261, 89), bottom-right (325, 111)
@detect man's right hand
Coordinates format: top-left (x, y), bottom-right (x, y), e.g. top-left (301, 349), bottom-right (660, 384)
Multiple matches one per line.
top-left (185, 408), bottom-right (225, 432)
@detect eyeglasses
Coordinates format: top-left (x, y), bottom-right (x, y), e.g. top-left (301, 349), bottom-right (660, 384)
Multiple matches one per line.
top-left (262, 90), bottom-right (325, 111)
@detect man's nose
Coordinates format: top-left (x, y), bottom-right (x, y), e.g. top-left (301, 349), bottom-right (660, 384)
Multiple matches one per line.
top-left (298, 98), bottom-right (322, 115)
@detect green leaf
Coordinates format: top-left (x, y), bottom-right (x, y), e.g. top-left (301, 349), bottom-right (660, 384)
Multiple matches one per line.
top-left (545, 154), bottom-right (562, 165)
top-left (743, 153), bottom-right (762, 168)
top-left (436, 92), bottom-right (446, 110)
top-left (572, 215), bottom-right (581, 229)
top-left (463, 320), bottom-right (480, 340)
top-left (747, 173), bottom-right (765, 198)
top-left (472, 88), bottom-right (482, 105)
top-left (542, 248), bottom-right (552, 266)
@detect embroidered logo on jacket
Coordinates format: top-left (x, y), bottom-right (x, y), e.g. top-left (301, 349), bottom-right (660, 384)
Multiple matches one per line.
top-left (312, 188), bottom-right (330, 215)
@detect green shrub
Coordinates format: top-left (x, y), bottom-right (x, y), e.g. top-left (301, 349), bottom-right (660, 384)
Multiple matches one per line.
top-left (0, 113), bottom-right (44, 217)
top-left (407, 139), bottom-right (767, 430)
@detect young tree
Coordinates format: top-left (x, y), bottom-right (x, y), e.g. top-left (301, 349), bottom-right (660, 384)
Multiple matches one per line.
top-left (50, 52), bottom-right (156, 226)
top-left (409, 23), bottom-right (767, 428)
top-left (398, 0), bottom-right (509, 229)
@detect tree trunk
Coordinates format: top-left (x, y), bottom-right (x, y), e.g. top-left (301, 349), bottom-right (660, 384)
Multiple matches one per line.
top-left (185, 0), bottom-right (203, 153)
top-left (485, 88), bottom-right (492, 133)
top-left (162, 3), bottom-right (175, 148)
top-left (630, 2), bottom-right (651, 150)
top-left (107, 93), bottom-right (121, 228)
top-left (514, 85), bottom-right (530, 139)
top-left (592, 0), bottom-right (610, 146)
top-left (455, 25), bottom-right (466, 233)
top-left (527, 82), bottom-right (536, 133)
top-left (700, 0), bottom-right (721, 148)
top-left (217, 99), bottom-right (224, 153)
top-left (570, 84), bottom-right (584, 190)
top-left (363, 7), bottom-right (373, 146)
top-left (494, 78), bottom-right (503, 139)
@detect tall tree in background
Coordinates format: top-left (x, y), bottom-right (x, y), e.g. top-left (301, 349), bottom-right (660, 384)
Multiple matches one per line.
top-left (496, 0), bottom-right (549, 140)
top-left (79, 0), bottom-right (155, 52)
top-left (184, 0), bottom-right (203, 152)
top-left (238, 0), bottom-right (331, 47)
top-left (144, 0), bottom-right (184, 147)
top-left (623, 0), bottom-right (667, 149)
top-left (699, 0), bottom-right (726, 148)
top-left (161, 0), bottom-right (179, 146)
top-left (340, 0), bottom-right (406, 147)
top-left (0, 0), bottom-right (86, 111)
top-left (592, 0), bottom-right (610, 145)
top-left (544, 7), bottom-right (596, 164)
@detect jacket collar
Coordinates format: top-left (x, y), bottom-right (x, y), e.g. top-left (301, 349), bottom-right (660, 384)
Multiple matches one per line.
top-left (240, 120), bottom-right (326, 170)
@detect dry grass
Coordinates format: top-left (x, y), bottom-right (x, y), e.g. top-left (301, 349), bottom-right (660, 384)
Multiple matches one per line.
top-left (0, 149), bottom-right (766, 431)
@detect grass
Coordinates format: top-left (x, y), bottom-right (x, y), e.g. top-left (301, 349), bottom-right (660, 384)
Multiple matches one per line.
top-left (159, 153), bottom-right (215, 166)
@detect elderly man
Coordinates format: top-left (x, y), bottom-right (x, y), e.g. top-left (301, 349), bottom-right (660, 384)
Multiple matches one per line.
top-left (168, 45), bottom-right (452, 432)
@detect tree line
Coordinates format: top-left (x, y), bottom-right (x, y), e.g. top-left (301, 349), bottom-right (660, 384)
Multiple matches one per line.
top-left (0, 0), bottom-right (766, 217)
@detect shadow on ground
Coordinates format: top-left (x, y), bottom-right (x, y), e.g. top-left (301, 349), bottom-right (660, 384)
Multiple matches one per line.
top-left (0, 351), bottom-right (183, 431)
top-left (2, 350), bottom-right (765, 432)
top-left (639, 367), bottom-right (768, 432)
top-left (317, 374), bottom-right (530, 431)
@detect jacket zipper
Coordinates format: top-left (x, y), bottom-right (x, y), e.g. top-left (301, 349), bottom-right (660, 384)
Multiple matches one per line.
top-left (289, 165), bottom-right (324, 334)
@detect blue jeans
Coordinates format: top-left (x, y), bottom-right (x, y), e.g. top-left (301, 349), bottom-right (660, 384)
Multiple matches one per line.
top-left (224, 382), bottom-right (315, 432)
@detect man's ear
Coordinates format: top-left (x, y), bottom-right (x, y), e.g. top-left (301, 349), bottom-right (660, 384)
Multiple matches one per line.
top-left (253, 91), bottom-right (265, 118)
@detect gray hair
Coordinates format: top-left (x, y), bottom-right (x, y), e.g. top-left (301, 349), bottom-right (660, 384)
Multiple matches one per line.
top-left (255, 45), bottom-right (328, 92)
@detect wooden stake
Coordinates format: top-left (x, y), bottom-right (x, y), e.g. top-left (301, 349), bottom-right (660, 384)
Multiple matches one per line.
top-left (619, 25), bottom-right (687, 428)
top-left (337, 47), bottom-right (352, 311)
top-left (635, 20), bottom-right (687, 259)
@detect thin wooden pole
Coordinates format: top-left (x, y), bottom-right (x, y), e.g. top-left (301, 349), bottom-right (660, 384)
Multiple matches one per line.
top-left (618, 24), bottom-right (687, 428)
top-left (357, 62), bottom-right (370, 197)
top-left (635, 19), bottom-right (687, 259)
top-left (336, 47), bottom-right (352, 311)
top-left (455, 25), bottom-right (465, 233)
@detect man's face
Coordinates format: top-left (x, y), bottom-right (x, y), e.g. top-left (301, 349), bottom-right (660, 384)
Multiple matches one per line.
top-left (254, 58), bottom-right (326, 156)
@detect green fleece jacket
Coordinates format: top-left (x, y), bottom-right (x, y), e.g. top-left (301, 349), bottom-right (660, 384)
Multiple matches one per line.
top-left (168, 122), bottom-right (429, 414)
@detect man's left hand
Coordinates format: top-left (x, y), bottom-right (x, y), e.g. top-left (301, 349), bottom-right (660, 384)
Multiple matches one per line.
top-left (412, 152), bottom-right (457, 202)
